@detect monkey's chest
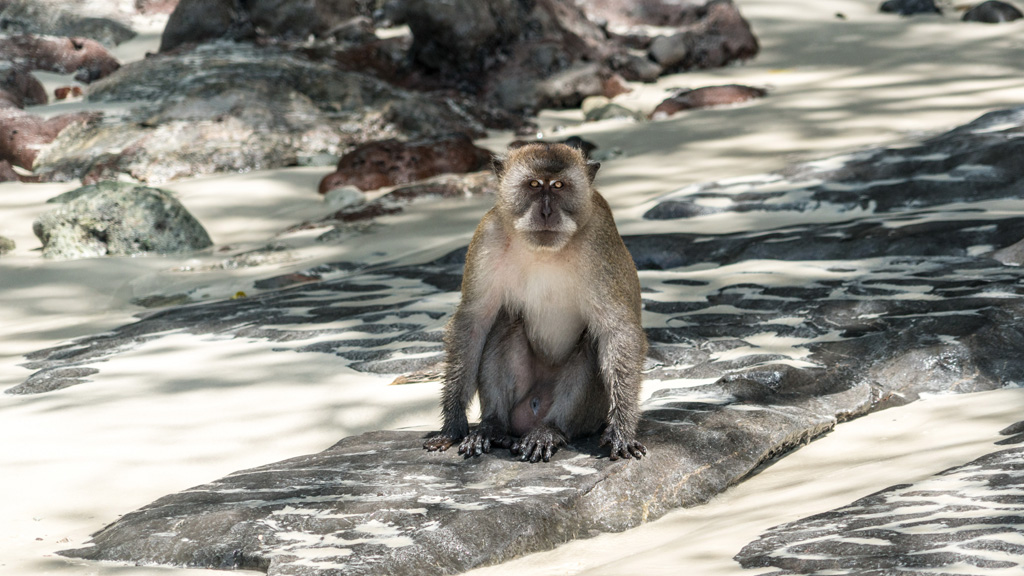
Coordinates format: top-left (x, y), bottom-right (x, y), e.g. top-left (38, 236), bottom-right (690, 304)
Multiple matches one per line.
top-left (505, 265), bottom-right (587, 362)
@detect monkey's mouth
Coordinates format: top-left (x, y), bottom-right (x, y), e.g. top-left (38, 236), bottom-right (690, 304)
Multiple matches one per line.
top-left (529, 230), bottom-right (563, 247)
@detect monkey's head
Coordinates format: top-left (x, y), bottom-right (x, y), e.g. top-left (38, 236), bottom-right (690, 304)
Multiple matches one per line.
top-left (493, 141), bottom-right (600, 251)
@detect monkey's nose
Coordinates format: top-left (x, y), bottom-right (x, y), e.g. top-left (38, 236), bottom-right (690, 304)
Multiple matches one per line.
top-left (541, 196), bottom-right (553, 219)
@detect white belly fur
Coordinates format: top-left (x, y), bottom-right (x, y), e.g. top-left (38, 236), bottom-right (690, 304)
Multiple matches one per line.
top-left (505, 259), bottom-right (586, 362)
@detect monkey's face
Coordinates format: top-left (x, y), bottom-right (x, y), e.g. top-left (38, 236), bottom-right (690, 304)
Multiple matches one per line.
top-left (495, 143), bottom-right (599, 251)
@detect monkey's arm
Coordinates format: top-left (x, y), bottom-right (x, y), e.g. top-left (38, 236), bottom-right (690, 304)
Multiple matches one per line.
top-left (594, 314), bottom-right (648, 460)
top-left (425, 221), bottom-right (505, 452)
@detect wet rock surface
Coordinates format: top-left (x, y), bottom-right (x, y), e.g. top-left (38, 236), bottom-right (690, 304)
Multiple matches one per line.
top-left (735, 422), bottom-right (1024, 575)
top-left (32, 181), bottom-right (212, 259)
top-left (11, 106), bottom-right (1021, 573)
top-left (0, 0), bottom-right (137, 47)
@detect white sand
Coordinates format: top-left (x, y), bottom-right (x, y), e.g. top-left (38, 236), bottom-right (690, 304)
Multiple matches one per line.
top-left (2, 1), bottom-right (1024, 575)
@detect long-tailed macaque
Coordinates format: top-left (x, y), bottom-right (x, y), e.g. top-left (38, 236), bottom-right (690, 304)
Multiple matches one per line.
top-left (423, 140), bottom-right (647, 463)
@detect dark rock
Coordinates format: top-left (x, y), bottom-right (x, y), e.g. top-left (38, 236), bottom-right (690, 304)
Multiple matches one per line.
top-left (0, 107), bottom-right (94, 169)
top-left (32, 181), bottom-right (213, 259)
top-left (30, 42), bottom-right (488, 184)
top-left (0, 62), bottom-right (46, 107)
top-left (651, 84), bottom-right (767, 118)
top-left (736, 444), bottom-right (1024, 574)
top-left (880, 0), bottom-right (942, 15)
top-left (158, 0), bottom-right (251, 53)
top-left (404, 0), bottom-right (529, 78)
top-left (318, 134), bottom-right (494, 194)
top-left (963, 1), bottom-right (1023, 22)
top-left (0, 34), bottom-right (120, 83)
top-left (0, 235), bottom-right (13, 254)
top-left (159, 0), bottom-right (377, 51)
top-left (645, 106), bottom-right (1024, 219)
top-left (0, 0), bottom-right (137, 47)
top-left (647, 0), bottom-right (759, 72)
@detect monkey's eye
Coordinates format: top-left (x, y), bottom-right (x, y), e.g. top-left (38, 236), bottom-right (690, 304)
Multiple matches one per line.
top-left (551, 181), bottom-right (564, 189)
top-left (529, 180), bottom-right (542, 188)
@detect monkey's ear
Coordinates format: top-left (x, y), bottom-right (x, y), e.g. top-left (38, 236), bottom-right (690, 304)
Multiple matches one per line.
top-left (492, 156), bottom-right (506, 177)
top-left (586, 161), bottom-right (601, 183)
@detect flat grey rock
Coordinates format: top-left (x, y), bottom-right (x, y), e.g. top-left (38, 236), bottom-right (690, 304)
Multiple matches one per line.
top-left (735, 422), bottom-right (1024, 575)
top-left (61, 378), bottom-right (870, 575)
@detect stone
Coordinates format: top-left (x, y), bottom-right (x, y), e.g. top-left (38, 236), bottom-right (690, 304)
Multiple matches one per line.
top-left (318, 135), bottom-right (494, 193)
top-left (0, 34), bottom-right (121, 83)
top-left (0, 235), bottom-right (14, 255)
top-left (323, 185), bottom-right (366, 211)
top-left (879, 0), bottom-right (942, 15)
top-left (581, 96), bottom-right (645, 122)
top-left (326, 170), bottom-right (497, 222)
top-left (0, 0), bottom-right (137, 47)
top-left (32, 181), bottom-right (213, 259)
top-left (650, 84), bottom-right (767, 118)
top-left (60, 378), bottom-right (871, 575)
top-left (0, 107), bottom-right (95, 169)
top-left (0, 62), bottom-right (47, 107)
top-left (963, 0), bottom-right (1023, 22)
top-left (30, 42), bottom-right (488, 184)
top-left (736, 437), bottom-right (1024, 574)
top-left (158, 0), bottom-right (251, 53)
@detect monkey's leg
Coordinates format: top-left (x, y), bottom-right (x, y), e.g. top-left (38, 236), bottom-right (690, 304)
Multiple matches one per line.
top-left (458, 310), bottom-right (524, 457)
top-left (511, 341), bottom-right (602, 463)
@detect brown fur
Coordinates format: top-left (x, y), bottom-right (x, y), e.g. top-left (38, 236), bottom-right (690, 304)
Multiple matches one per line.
top-left (424, 141), bottom-right (647, 462)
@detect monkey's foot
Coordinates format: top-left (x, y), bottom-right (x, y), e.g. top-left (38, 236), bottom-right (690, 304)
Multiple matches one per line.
top-left (511, 426), bottom-right (566, 463)
top-left (601, 427), bottom-right (647, 461)
top-left (423, 435), bottom-right (458, 452)
top-left (458, 424), bottom-right (512, 458)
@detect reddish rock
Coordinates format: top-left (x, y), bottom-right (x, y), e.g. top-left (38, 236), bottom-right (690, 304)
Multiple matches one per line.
top-left (0, 108), bottom-right (95, 169)
top-left (54, 86), bottom-right (84, 100)
top-left (651, 84), bottom-right (767, 118)
top-left (318, 135), bottom-right (494, 194)
top-left (330, 171), bottom-right (497, 222)
top-left (0, 35), bottom-right (120, 83)
top-left (0, 159), bottom-right (22, 182)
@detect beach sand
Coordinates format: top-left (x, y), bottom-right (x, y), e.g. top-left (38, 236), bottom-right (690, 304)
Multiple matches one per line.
top-left (2, 1), bottom-right (1024, 574)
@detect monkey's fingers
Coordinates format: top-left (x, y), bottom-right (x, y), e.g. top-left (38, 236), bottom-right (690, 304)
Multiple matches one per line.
top-left (423, 436), bottom-right (456, 452)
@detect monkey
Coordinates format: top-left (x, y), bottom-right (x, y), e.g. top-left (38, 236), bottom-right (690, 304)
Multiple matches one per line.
top-left (423, 140), bottom-right (648, 463)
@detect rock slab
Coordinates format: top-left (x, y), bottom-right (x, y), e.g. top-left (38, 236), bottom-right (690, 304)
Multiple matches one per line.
top-left (736, 424), bottom-right (1024, 575)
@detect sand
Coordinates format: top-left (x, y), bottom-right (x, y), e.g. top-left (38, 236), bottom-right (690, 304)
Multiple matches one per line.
top-left (2, 1), bottom-right (1024, 575)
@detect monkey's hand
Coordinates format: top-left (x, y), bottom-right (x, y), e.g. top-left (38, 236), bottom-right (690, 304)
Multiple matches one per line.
top-left (601, 427), bottom-right (647, 461)
top-left (458, 421), bottom-right (512, 458)
top-left (511, 425), bottom-right (567, 463)
top-left (424, 435), bottom-right (460, 452)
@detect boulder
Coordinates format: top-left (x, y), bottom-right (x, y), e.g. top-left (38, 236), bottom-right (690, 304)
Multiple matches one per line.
top-left (737, 429), bottom-right (1024, 574)
top-left (0, 235), bottom-right (13, 254)
top-left (0, 62), bottom-right (47, 107)
top-left (0, 0), bottom-right (136, 46)
top-left (0, 107), bottom-right (94, 169)
top-left (963, 0), bottom-right (1023, 22)
top-left (650, 84), bottom-right (767, 118)
top-left (30, 42), bottom-right (488, 184)
top-left (879, 0), bottom-right (942, 15)
top-left (32, 181), bottom-right (213, 259)
top-left (0, 34), bottom-right (120, 83)
top-left (318, 135), bottom-right (494, 193)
